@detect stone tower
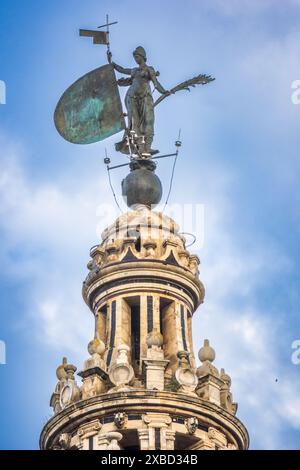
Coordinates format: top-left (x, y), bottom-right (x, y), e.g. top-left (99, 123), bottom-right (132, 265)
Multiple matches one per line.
top-left (40, 158), bottom-right (249, 450)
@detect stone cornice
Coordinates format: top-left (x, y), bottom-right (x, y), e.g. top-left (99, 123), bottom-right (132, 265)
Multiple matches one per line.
top-left (40, 390), bottom-right (249, 450)
top-left (83, 261), bottom-right (205, 312)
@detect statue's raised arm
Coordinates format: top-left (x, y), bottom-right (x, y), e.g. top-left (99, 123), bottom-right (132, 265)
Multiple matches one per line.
top-left (112, 62), bottom-right (132, 76)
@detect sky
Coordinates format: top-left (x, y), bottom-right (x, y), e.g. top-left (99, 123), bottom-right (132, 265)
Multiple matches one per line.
top-left (0, 0), bottom-right (300, 450)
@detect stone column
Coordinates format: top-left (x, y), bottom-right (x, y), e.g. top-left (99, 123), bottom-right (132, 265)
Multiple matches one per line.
top-left (163, 430), bottom-right (176, 450)
top-left (208, 427), bottom-right (228, 449)
top-left (105, 301), bottom-right (112, 367)
top-left (163, 301), bottom-right (188, 378)
top-left (115, 298), bottom-right (131, 349)
top-left (98, 432), bottom-right (123, 450)
top-left (186, 311), bottom-right (196, 370)
top-left (162, 301), bottom-right (177, 379)
top-left (76, 419), bottom-right (102, 450)
top-left (95, 309), bottom-right (107, 345)
top-left (140, 294), bottom-right (161, 374)
top-left (140, 294), bottom-right (149, 371)
top-left (138, 429), bottom-right (151, 450)
top-left (153, 294), bottom-right (161, 331)
top-left (105, 297), bottom-right (131, 368)
top-left (142, 413), bottom-right (172, 450)
top-left (194, 436), bottom-right (215, 450)
top-left (177, 303), bottom-right (189, 353)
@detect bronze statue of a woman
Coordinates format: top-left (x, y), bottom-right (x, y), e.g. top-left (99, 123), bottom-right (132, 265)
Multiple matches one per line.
top-left (112, 46), bottom-right (169, 155)
top-left (54, 29), bottom-right (214, 151)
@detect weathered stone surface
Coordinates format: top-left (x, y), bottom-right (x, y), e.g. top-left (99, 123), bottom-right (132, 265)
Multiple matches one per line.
top-left (43, 208), bottom-right (248, 450)
top-left (40, 390), bottom-right (249, 450)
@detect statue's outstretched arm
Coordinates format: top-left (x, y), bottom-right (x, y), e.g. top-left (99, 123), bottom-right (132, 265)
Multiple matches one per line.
top-left (112, 62), bottom-right (132, 75)
top-left (149, 68), bottom-right (168, 94)
top-left (155, 79), bottom-right (168, 94)
top-left (154, 73), bottom-right (215, 107)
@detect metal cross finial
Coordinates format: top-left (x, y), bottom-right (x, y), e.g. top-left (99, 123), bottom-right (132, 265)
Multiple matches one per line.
top-left (97, 15), bottom-right (118, 30)
top-left (79, 14), bottom-right (118, 60)
top-left (97, 14), bottom-right (118, 63)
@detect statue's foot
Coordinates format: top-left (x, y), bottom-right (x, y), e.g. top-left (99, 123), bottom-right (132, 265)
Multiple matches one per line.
top-left (149, 148), bottom-right (159, 156)
top-left (115, 140), bottom-right (130, 155)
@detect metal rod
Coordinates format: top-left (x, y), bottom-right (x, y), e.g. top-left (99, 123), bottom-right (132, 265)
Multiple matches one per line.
top-left (153, 152), bottom-right (177, 160)
top-left (107, 152), bottom-right (177, 171)
top-left (108, 162), bottom-right (130, 170)
top-left (106, 14), bottom-right (110, 59)
top-left (98, 21), bottom-right (118, 29)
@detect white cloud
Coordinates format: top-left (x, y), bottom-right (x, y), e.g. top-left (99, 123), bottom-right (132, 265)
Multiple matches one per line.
top-left (188, 162), bottom-right (300, 449)
top-left (0, 134), bottom-right (111, 361)
top-left (278, 380), bottom-right (300, 428)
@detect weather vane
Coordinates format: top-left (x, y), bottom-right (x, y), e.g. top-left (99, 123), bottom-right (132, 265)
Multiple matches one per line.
top-left (54, 15), bottom-right (214, 155)
top-left (54, 16), bottom-right (215, 208)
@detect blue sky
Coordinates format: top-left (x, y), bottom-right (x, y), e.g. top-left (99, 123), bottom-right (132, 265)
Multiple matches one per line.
top-left (1, 0), bottom-right (300, 449)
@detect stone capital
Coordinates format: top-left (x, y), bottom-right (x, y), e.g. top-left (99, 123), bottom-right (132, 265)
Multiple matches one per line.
top-left (78, 419), bottom-right (102, 439)
top-left (143, 412), bottom-right (172, 428)
top-left (208, 427), bottom-right (227, 448)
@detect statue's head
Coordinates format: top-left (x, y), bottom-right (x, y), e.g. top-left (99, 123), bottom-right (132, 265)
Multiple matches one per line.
top-left (133, 46), bottom-right (147, 64)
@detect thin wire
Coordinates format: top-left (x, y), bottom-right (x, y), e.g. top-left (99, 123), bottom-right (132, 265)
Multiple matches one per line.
top-left (106, 165), bottom-right (123, 214)
top-left (163, 129), bottom-right (181, 212)
top-left (163, 151), bottom-right (178, 212)
top-left (179, 232), bottom-right (196, 247)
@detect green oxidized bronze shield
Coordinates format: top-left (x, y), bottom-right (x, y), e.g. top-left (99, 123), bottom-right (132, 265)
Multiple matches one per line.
top-left (54, 64), bottom-right (125, 144)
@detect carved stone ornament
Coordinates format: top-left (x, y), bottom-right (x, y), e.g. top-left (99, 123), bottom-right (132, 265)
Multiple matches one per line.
top-left (175, 351), bottom-right (198, 391)
top-left (114, 412), bottom-right (128, 429)
top-left (220, 368), bottom-right (238, 415)
top-left (108, 344), bottom-right (134, 388)
top-left (78, 419), bottom-right (102, 439)
top-left (143, 412), bottom-right (172, 427)
top-left (184, 417), bottom-right (199, 435)
top-left (59, 381), bottom-right (79, 409)
top-left (58, 433), bottom-right (71, 450)
top-left (59, 362), bottom-right (81, 409)
top-left (175, 367), bottom-right (198, 389)
top-left (50, 357), bottom-right (68, 414)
